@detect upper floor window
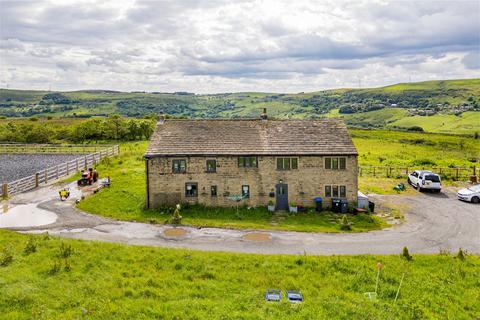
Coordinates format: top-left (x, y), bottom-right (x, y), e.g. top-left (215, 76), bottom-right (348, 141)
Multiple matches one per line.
top-left (238, 156), bottom-right (257, 168)
top-left (172, 159), bottom-right (186, 173)
top-left (206, 160), bottom-right (216, 173)
top-left (325, 157), bottom-right (346, 170)
top-left (276, 157), bottom-right (298, 170)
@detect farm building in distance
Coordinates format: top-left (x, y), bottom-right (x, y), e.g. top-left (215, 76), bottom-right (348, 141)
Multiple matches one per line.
top-left (144, 110), bottom-right (358, 209)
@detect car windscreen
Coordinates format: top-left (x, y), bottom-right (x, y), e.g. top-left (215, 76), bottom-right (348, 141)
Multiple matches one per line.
top-left (424, 175), bottom-right (440, 182)
top-left (468, 185), bottom-right (480, 192)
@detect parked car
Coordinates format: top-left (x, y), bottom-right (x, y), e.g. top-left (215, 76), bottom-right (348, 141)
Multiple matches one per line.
top-left (407, 170), bottom-right (442, 192)
top-left (457, 184), bottom-right (480, 203)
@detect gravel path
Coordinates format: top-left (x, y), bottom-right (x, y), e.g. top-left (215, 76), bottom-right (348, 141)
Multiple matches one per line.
top-left (0, 154), bottom-right (85, 183)
top-left (2, 183), bottom-right (479, 256)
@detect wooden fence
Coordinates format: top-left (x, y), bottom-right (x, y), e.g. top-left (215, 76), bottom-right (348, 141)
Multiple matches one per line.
top-left (359, 165), bottom-right (477, 180)
top-left (1, 145), bottom-right (119, 199)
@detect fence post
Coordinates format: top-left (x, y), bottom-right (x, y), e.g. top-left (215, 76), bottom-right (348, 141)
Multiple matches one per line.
top-left (2, 184), bottom-right (7, 199)
top-left (456, 168), bottom-right (459, 180)
top-left (56, 166), bottom-right (59, 179)
top-left (45, 169), bottom-right (48, 184)
top-left (373, 167), bottom-right (376, 177)
top-left (66, 162), bottom-right (69, 175)
top-left (406, 167), bottom-right (409, 175)
top-left (35, 173), bottom-right (39, 188)
top-left (76, 159), bottom-right (79, 171)
top-left (474, 165), bottom-right (476, 176)
top-left (84, 156), bottom-right (88, 170)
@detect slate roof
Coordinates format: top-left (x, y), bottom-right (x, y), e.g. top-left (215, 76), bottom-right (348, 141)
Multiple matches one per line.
top-left (145, 118), bottom-right (357, 157)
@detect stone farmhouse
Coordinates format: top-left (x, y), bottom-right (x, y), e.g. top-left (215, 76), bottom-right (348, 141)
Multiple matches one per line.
top-left (144, 111), bottom-right (358, 210)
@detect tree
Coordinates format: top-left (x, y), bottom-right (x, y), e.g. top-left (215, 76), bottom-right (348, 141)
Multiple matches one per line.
top-left (138, 120), bottom-right (155, 139)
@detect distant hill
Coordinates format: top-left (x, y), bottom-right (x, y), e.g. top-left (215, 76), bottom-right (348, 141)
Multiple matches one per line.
top-left (1, 79), bottom-right (479, 133)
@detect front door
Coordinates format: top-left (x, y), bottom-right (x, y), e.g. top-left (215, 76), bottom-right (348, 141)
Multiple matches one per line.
top-left (275, 184), bottom-right (288, 210)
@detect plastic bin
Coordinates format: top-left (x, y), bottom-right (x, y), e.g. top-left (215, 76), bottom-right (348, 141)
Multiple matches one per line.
top-left (314, 197), bottom-right (323, 212)
top-left (332, 198), bottom-right (348, 213)
top-left (368, 201), bottom-right (375, 213)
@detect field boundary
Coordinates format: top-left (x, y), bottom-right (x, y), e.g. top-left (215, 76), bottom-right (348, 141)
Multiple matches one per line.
top-left (0, 144), bottom-right (112, 154)
top-left (1, 145), bottom-right (119, 199)
top-left (359, 165), bottom-right (477, 180)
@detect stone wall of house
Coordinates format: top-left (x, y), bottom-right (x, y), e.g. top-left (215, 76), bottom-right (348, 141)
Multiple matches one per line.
top-left (146, 155), bottom-right (358, 209)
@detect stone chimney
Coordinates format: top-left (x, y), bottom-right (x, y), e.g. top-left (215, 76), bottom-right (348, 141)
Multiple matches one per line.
top-left (158, 111), bottom-right (166, 124)
top-left (260, 108), bottom-right (267, 120)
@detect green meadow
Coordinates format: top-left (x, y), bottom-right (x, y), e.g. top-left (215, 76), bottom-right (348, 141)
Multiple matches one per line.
top-left (0, 230), bottom-right (478, 319)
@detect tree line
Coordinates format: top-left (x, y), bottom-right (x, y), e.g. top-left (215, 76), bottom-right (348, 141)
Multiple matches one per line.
top-left (0, 115), bottom-right (156, 144)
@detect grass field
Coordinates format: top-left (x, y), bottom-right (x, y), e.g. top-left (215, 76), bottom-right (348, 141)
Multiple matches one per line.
top-left (388, 111), bottom-right (480, 134)
top-left (352, 129), bottom-right (480, 167)
top-left (0, 230), bottom-right (478, 319)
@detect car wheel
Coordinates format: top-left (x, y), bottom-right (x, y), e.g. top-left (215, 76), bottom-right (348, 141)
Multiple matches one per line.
top-left (417, 184), bottom-right (423, 192)
top-left (472, 196), bottom-right (480, 204)
top-left (407, 178), bottom-right (411, 185)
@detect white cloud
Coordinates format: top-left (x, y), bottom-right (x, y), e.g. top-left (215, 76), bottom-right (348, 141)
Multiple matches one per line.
top-left (0, 0), bottom-right (479, 93)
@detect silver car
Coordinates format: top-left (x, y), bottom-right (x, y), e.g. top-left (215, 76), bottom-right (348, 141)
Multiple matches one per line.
top-left (457, 184), bottom-right (480, 203)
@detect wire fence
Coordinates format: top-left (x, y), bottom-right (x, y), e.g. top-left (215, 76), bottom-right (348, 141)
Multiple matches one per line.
top-left (359, 165), bottom-right (478, 181)
top-left (1, 145), bottom-right (119, 199)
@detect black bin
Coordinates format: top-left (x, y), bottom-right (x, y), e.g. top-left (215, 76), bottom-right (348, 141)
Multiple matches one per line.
top-left (332, 198), bottom-right (348, 213)
top-left (368, 201), bottom-right (375, 213)
top-left (314, 197), bottom-right (323, 212)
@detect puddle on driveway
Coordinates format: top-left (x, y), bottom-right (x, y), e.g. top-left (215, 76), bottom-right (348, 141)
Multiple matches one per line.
top-left (164, 228), bottom-right (187, 237)
top-left (0, 203), bottom-right (57, 228)
top-left (243, 232), bottom-right (271, 242)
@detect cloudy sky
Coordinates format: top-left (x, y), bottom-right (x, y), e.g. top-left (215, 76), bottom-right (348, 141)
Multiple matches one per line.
top-left (0, 0), bottom-right (479, 93)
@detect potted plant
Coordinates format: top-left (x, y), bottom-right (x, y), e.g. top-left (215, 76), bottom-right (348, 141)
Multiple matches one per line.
top-left (267, 200), bottom-right (275, 212)
top-left (289, 202), bottom-right (298, 213)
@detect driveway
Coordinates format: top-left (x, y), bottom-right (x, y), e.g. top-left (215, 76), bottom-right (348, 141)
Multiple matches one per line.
top-left (1, 183), bottom-right (479, 255)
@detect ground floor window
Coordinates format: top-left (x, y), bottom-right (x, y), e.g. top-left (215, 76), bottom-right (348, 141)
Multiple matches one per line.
top-left (242, 185), bottom-right (250, 198)
top-left (211, 185), bottom-right (217, 196)
top-left (340, 186), bottom-right (346, 198)
top-left (325, 186), bottom-right (331, 197)
top-left (324, 185), bottom-right (346, 198)
top-left (185, 182), bottom-right (198, 197)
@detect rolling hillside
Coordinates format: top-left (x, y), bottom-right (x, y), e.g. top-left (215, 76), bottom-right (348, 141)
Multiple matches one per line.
top-left (1, 79), bottom-right (479, 134)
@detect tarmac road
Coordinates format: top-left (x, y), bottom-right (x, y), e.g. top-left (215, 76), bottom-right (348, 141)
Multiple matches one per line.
top-left (1, 183), bottom-right (479, 255)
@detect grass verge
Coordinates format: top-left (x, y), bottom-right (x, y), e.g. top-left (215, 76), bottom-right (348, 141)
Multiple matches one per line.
top-left (0, 230), bottom-right (478, 319)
